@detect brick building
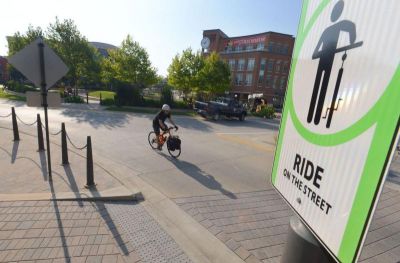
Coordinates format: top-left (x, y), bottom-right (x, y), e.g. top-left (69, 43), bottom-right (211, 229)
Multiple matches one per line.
top-left (0, 56), bottom-right (8, 84)
top-left (202, 29), bottom-right (294, 107)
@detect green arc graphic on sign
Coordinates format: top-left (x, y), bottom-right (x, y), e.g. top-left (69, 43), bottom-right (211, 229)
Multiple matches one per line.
top-left (287, 2), bottom-right (400, 147)
top-left (272, 1), bottom-right (400, 263)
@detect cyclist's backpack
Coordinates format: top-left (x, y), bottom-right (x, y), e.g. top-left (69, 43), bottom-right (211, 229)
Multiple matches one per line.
top-left (168, 136), bottom-right (181, 151)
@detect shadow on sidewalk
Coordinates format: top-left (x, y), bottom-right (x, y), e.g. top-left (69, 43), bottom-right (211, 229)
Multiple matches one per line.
top-left (60, 108), bottom-right (129, 129)
top-left (160, 152), bottom-right (237, 199)
top-left (49, 179), bottom-right (71, 263)
top-left (11, 141), bottom-right (19, 163)
top-left (88, 188), bottom-right (130, 256)
top-left (62, 165), bottom-right (83, 207)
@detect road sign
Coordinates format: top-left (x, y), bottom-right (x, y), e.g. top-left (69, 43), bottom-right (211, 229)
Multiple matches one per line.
top-left (26, 91), bottom-right (61, 108)
top-left (8, 38), bottom-right (68, 90)
top-left (271, 0), bottom-right (400, 262)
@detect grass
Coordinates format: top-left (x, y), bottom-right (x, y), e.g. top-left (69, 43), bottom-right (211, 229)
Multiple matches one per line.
top-left (89, 90), bottom-right (116, 100)
top-left (0, 89), bottom-right (26, 101)
top-left (106, 106), bottom-right (196, 116)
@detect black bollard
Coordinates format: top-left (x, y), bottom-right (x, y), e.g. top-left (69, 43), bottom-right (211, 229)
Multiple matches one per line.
top-left (99, 93), bottom-right (102, 105)
top-left (61, 123), bottom-right (69, 165)
top-left (85, 136), bottom-right (95, 188)
top-left (11, 107), bottom-right (19, 141)
top-left (37, 114), bottom-right (45, 151)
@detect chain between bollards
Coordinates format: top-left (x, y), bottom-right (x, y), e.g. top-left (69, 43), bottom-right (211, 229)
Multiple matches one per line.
top-left (61, 123), bottom-right (69, 165)
top-left (37, 114), bottom-right (45, 151)
top-left (11, 107), bottom-right (19, 141)
top-left (85, 136), bottom-right (95, 188)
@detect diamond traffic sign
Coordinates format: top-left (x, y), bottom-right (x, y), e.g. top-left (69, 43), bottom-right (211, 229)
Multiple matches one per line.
top-left (8, 38), bottom-right (68, 90)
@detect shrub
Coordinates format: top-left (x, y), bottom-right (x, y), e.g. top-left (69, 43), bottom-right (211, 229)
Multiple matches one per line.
top-left (6, 80), bottom-right (37, 93)
top-left (100, 98), bottom-right (115, 106)
top-left (115, 83), bottom-right (144, 106)
top-left (254, 105), bottom-right (275, 119)
top-left (64, 95), bottom-right (84, 103)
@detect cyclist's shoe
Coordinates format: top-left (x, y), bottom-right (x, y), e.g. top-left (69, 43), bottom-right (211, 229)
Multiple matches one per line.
top-left (157, 144), bottom-right (162, 150)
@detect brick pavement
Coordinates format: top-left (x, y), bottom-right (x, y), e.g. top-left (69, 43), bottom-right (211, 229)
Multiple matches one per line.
top-left (0, 199), bottom-right (191, 263)
top-left (174, 183), bottom-right (400, 263)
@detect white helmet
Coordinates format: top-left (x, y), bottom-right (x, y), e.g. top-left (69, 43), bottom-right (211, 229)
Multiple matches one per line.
top-left (162, 104), bottom-right (171, 111)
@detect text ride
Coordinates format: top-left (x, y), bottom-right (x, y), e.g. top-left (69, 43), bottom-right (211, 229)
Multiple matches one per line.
top-left (283, 153), bottom-right (333, 215)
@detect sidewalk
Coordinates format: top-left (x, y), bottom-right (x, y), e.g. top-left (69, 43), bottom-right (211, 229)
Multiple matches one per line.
top-left (0, 121), bottom-right (196, 262)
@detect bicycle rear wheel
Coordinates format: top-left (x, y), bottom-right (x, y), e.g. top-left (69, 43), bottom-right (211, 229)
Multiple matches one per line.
top-left (167, 141), bottom-right (181, 158)
top-left (148, 131), bottom-right (158, 149)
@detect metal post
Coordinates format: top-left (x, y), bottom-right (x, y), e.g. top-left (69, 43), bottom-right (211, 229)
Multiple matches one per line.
top-left (99, 92), bottom-right (102, 105)
top-left (39, 41), bottom-right (52, 180)
top-left (281, 216), bottom-right (333, 263)
top-left (11, 107), bottom-right (19, 141)
top-left (86, 91), bottom-right (89, 104)
top-left (85, 136), bottom-right (95, 188)
top-left (61, 123), bottom-right (69, 165)
top-left (37, 114), bottom-right (44, 151)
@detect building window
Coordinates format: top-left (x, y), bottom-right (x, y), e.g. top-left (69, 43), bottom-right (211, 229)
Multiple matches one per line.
top-left (235, 45), bottom-right (242, 52)
top-left (246, 45), bottom-right (254, 51)
top-left (235, 73), bottom-right (243, 85)
top-left (280, 77), bottom-right (287, 89)
top-left (283, 61), bottom-right (289, 73)
top-left (273, 76), bottom-right (279, 89)
top-left (229, 59), bottom-right (236, 71)
top-left (238, 59), bottom-right (245, 71)
top-left (267, 42), bottom-right (275, 52)
top-left (266, 75), bottom-right (272, 87)
top-left (267, 60), bottom-right (274, 72)
top-left (257, 43), bottom-right (264, 50)
top-left (260, 58), bottom-right (266, 71)
top-left (282, 45), bottom-right (289, 55)
top-left (247, 58), bottom-right (255, 71)
top-left (258, 70), bottom-right (264, 85)
top-left (245, 74), bottom-right (253, 86)
top-left (275, 60), bottom-right (281, 73)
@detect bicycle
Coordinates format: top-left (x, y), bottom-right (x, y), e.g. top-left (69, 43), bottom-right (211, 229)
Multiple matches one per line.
top-left (148, 127), bottom-right (181, 158)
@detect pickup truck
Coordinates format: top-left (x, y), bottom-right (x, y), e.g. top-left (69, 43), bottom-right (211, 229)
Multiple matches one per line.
top-left (194, 97), bottom-right (247, 121)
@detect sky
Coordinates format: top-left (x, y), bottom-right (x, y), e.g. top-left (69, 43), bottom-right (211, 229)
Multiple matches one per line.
top-left (1, 0), bottom-right (302, 76)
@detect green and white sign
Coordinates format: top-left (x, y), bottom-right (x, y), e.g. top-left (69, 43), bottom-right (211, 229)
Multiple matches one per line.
top-left (271, 0), bottom-right (400, 262)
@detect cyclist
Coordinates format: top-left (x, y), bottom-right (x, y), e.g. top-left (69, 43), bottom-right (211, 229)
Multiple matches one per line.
top-left (153, 104), bottom-right (178, 149)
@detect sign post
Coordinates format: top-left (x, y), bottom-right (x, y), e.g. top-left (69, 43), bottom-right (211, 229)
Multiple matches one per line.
top-left (271, 0), bottom-right (400, 262)
top-left (8, 38), bottom-right (68, 180)
top-left (38, 42), bottom-right (52, 179)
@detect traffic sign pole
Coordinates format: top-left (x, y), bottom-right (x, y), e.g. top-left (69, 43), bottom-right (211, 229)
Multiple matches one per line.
top-left (38, 41), bottom-right (52, 180)
top-left (281, 216), bottom-right (333, 263)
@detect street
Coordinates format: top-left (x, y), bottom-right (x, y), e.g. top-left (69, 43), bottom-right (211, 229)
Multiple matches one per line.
top-left (1, 101), bottom-right (400, 263)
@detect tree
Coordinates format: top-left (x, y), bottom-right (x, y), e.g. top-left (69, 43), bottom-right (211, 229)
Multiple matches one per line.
top-left (101, 35), bottom-right (157, 88)
top-left (167, 48), bottom-right (204, 100)
top-left (46, 18), bottom-right (101, 94)
top-left (7, 26), bottom-right (44, 81)
top-left (198, 52), bottom-right (231, 99)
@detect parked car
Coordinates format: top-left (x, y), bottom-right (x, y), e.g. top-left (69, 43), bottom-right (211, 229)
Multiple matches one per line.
top-left (194, 97), bottom-right (247, 121)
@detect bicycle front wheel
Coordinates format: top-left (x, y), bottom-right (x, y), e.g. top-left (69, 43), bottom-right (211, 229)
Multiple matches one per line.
top-left (148, 131), bottom-right (158, 149)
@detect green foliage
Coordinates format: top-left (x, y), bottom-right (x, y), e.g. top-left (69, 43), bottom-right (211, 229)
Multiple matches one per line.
top-left (160, 85), bottom-right (173, 106)
top-left (0, 89), bottom-right (26, 101)
top-left (100, 98), bottom-right (115, 106)
top-left (167, 50), bottom-right (230, 100)
top-left (198, 52), bottom-right (231, 99)
top-left (167, 48), bottom-right (204, 98)
top-left (47, 18), bottom-right (102, 92)
top-left (89, 91), bottom-right (116, 100)
top-left (114, 83), bottom-right (144, 106)
top-left (101, 35), bottom-right (157, 87)
top-left (253, 105), bottom-right (275, 119)
top-left (64, 95), bottom-right (84, 103)
top-left (6, 80), bottom-right (37, 93)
